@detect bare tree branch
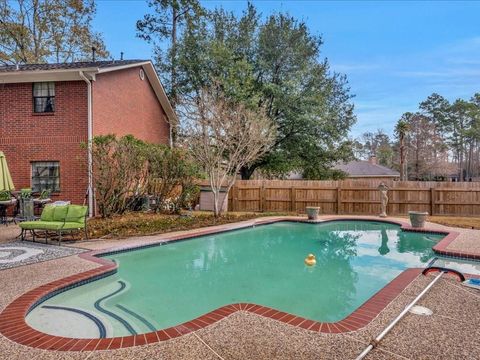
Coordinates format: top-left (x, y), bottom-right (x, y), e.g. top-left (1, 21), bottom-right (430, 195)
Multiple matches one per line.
top-left (180, 86), bottom-right (276, 216)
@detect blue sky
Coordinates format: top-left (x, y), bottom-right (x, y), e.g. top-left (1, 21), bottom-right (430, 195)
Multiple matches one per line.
top-left (94, 1), bottom-right (480, 137)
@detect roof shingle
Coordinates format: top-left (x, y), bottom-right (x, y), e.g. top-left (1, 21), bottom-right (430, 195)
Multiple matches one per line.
top-left (333, 160), bottom-right (400, 177)
top-left (0, 60), bottom-right (148, 73)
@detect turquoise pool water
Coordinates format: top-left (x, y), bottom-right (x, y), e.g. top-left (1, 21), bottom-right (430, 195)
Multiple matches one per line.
top-left (27, 221), bottom-right (444, 338)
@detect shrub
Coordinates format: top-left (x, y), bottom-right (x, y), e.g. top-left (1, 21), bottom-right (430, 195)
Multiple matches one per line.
top-left (89, 135), bottom-right (200, 218)
top-left (146, 144), bottom-right (200, 214)
top-left (89, 135), bottom-right (148, 218)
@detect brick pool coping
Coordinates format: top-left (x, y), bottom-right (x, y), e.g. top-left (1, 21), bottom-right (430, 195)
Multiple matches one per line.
top-left (0, 216), bottom-right (470, 352)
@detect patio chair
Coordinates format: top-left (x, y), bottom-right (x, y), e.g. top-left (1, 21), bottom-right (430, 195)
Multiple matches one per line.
top-left (19, 204), bottom-right (88, 245)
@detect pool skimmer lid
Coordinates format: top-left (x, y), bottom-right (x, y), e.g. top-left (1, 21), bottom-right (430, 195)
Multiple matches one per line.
top-left (409, 305), bottom-right (433, 316)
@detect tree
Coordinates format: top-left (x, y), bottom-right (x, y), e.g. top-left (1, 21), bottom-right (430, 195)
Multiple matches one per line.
top-left (357, 130), bottom-right (394, 167)
top-left (419, 94), bottom-right (478, 181)
top-left (417, 94), bottom-right (452, 179)
top-left (402, 112), bottom-right (439, 180)
top-left (394, 92), bottom-right (480, 181)
top-left (138, 3), bottom-right (356, 178)
top-left (0, 0), bottom-right (108, 64)
top-left (137, 0), bottom-right (203, 143)
top-left (395, 118), bottom-right (410, 181)
top-left (448, 99), bottom-right (480, 181)
top-left (419, 93), bottom-right (451, 130)
top-left (231, 11), bottom-right (356, 179)
top-left (180, 86), bottom-right (276, 216)
top-left (466, 94), bottom-right (480, 180)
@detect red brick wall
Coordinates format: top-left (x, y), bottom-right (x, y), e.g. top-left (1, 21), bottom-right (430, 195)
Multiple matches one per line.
top-left (0, 81), bottom-right (88, 205)
top-left (92, 66), bottom-right (170, 144)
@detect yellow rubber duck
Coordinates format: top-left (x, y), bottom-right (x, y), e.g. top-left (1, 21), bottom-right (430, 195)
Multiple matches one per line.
top-left (305, 254), bottom-right (316, 266)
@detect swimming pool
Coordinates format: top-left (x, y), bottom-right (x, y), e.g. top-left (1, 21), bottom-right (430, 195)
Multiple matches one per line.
top-left (26, 220), bottom-right (444, 339)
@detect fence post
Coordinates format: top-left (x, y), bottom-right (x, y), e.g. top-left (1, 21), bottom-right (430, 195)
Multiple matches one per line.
top-left (337, 186), bottom-right (341, 214)
top-left (430, 188), bottom-right (435, 216)
top-left (260, 185), bottom-right (265, 212)
top-left (228, 186), bottom-right (232, 212)
top-left (291, 187), bottom-right (296, 213)
top-left (233, 186), bottom-right (239, 212)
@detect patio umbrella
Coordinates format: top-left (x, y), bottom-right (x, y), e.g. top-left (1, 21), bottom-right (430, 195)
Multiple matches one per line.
top-left (0, 151), bottom-right (15, 192)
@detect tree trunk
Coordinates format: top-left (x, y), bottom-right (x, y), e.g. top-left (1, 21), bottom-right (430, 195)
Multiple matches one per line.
top-left (212, 189), bottom-right (219, 217)
top-left (467, 141), bottom-right (473, 180)
top-left (399, 134), bottom-right (405, 181)
top-left (240, 166), bottom-right (255, 180)
top-left (459, 148), bottom-right (464, 182)
top-left (219, 182), bottom-right (235, 216)
top-left (415, 140), bottom-right (419, 180)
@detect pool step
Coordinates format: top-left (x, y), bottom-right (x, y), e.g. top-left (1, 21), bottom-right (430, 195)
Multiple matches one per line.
top-left (430, 257), bottom-right (480, 276)
top-left (93, 280), bottom-right (158, 336)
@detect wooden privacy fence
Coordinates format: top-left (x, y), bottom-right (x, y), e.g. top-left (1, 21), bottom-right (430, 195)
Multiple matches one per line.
top-left (227, 180), bottom-right (480, 217)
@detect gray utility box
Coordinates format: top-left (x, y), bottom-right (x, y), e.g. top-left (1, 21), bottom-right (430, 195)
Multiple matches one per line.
top-left (199, 185), bottom-right (228, 212)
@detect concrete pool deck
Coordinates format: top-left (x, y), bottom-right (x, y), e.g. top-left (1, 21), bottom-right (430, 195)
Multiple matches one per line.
top-left (0, 215), bottom-right (479, 359)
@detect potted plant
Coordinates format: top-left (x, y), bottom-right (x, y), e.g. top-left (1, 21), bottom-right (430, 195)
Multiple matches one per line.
top-left (306, 206), bottom-right (321, 220)
top-left (33, 189), bottom-right (52, 204)
top-left (409, 211), bottom-right (429, 228)
top-left (0, 191), bottom-right (11, 202)
top-left (0, 190), bottom-right (16, 206)
top-left (19, 188), bottom-right (34, 220)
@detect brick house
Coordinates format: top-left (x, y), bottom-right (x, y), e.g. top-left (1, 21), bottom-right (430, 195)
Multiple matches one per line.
top-left (0, 60), bottom-right (175, 216)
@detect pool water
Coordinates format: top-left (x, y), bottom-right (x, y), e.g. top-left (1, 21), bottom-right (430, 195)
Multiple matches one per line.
top-left (27, 221), bottom-right (444, 338)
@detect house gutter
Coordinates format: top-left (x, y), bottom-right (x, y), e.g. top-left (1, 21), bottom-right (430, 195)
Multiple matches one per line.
top-left (79, 71), bottom-right (94, 217)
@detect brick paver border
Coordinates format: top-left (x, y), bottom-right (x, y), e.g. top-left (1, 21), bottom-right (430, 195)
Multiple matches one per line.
top-left (0, 217), bottom-right (465, 351)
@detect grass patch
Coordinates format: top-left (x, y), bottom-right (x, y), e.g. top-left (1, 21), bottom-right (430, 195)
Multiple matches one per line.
top-left (398, 215), bottom-right (480, 229)
top-left (86, 212), bottom-right (479, 240)
top-left (426, 216), bottom-right (480, 230)
top-left (87, 211), bottom-right (292, 239)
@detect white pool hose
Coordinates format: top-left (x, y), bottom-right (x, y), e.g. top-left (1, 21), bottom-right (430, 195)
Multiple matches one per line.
top-left (354, 271), bottom-right (445, 360)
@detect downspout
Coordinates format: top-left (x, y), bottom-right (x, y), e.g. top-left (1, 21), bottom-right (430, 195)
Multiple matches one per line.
top-left (79, 71), bottom-right (94, 217)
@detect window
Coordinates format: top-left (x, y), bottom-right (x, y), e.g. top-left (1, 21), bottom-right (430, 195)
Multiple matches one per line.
top-left (33, 82), bottom-right (55, 113)
top-left (31, 162), bottom-right (60, 192)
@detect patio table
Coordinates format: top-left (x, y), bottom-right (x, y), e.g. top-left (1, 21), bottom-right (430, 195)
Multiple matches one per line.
top-left (0, 199), bottom-right (17, 225)
top-left (33, 198), bottom-right (52, 216)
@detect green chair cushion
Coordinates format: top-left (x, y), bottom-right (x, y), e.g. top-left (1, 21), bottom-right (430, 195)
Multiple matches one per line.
top-left (20, 221), bottom-right (84, 231)
top-left (20, 221), bottom-right (65, 230)
top-left (53, 205), bottom-right (68, 221)
top-left (40, 205), bottom-right (55, 222)
top-left (66, 205), bottom-right (87, 224)
top-left (19, 221), bottom-right (38, 229)
top-left (62, 222), bottom-right (85, 230)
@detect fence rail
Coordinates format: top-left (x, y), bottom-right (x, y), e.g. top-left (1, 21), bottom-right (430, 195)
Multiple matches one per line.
top-left (227, 180), bottom-right (480, 217)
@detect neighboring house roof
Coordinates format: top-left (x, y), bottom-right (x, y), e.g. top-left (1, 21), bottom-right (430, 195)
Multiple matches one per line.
top-left (333, 160), bottom-right (400, 178)
top-left (0, 60), bottom-right (176, 124)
